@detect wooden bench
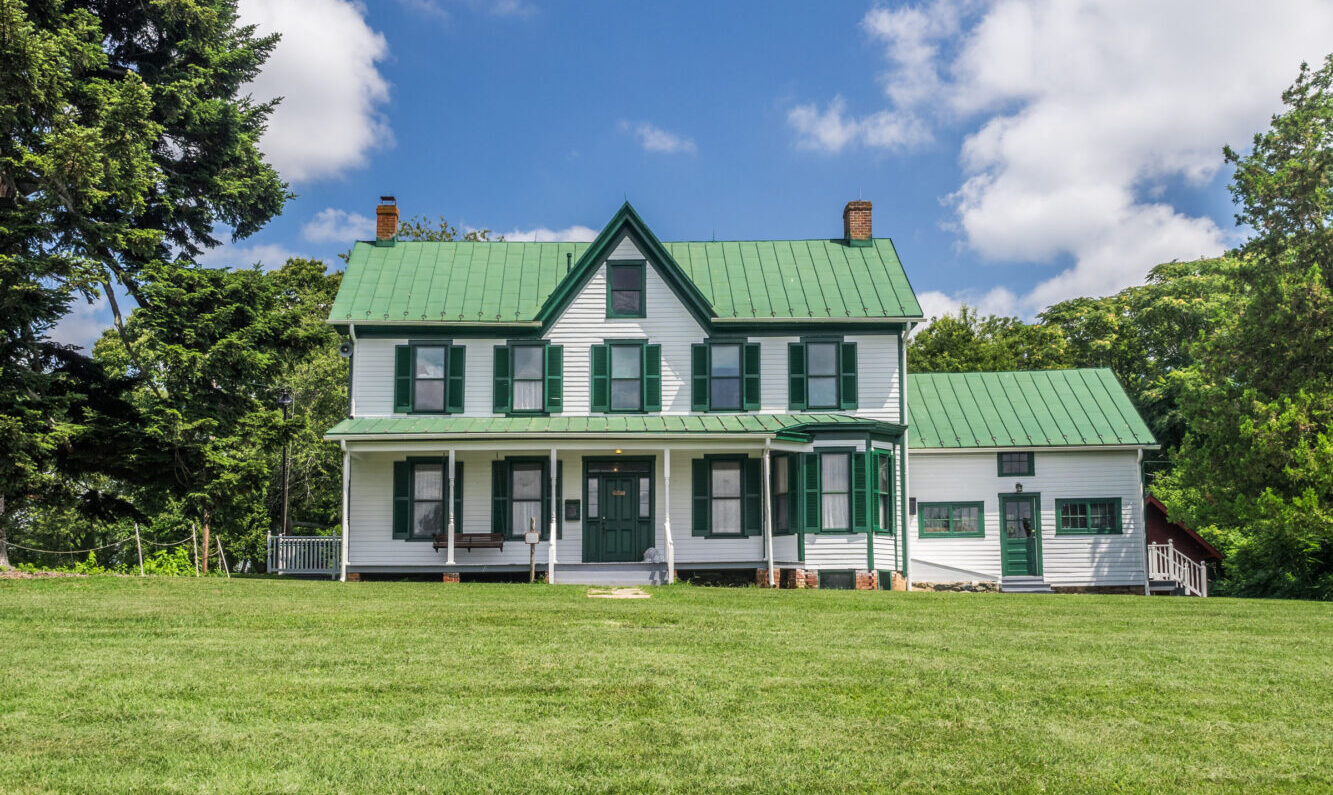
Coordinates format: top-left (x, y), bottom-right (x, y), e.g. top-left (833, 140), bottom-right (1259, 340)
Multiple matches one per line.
top-left (433, 533), bottom-right (504, 551)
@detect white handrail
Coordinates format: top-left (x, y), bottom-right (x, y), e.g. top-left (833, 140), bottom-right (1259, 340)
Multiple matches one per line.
top-left (1147, 541), bottom-right (1207, 597)
top-left (268, 535), bottom-right (341, 579)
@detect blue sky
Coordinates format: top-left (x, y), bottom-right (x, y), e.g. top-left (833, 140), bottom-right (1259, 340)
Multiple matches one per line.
top-left (54, 0), bottom-right (1333, 346)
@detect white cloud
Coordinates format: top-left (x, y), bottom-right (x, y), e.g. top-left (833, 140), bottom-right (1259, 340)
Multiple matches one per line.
top-left (302, 208), bottom-right (376, 243)
top-left (238, 0), bottom-right (391, 182)
top-left (619, 121), bottom-right (697, 155)
top-left (497, 225), bottom-right (599, 243)
top-left (788, 96), bottom-right (930, 153)
top-left (50, 295), bottom-right (113, 351)
top-left (197, 241), bottom-right (307, 270)
top-left (805, 0), bottom-right (1333, 315)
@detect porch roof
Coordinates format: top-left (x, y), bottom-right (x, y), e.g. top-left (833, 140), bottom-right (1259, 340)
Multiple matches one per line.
top-left (326, 413), bottom-right (904, 442)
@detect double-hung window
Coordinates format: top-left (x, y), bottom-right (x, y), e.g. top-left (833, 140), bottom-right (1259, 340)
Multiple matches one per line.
top-left (997, 452), bottom-right (1035, 477)
top-left (789, 340), bottom-right (857, 410)
top-left (691, 341), bottom-right (761, 412)
top-left (510, 463), bottom-right (544, 538)
top-left (494, 343), bottom-right (563, 415)
top-left (875, 454), bottom-right (892, 532)
top-left (491, 458), bottom-right (562, 539)
top-left (1056, 498), bottom-right (1122, 535)
top-left (691, 456), bottom-right (762, 537)
top-left (391, 457), bottom-right (463, 541)
top-left (394, 342), bottom-right (465, 414)
top-left (710, 460), bottom-right (742, 535)
top-left (918, 502), bottom-right (984, 538)
top-left (607, 262), bottom-right (645, 318)
top-left (511, 345), bottom-right (545, 412)
top-left (772, 455), bottom-right (791, 534)
top-left (591, 341), bottom-right (661, 413)
top-left (611, 344), bottom-right (642, 411)
top-left (820, 453), bottom-right (851, 531)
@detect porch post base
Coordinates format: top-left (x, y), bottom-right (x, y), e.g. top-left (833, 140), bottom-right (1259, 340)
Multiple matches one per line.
top-left (755, 568), bottom-right (781, 588)
top-left (781, 569), bottom-right (817, 589)
top-left (346, 572), bottom-right (361, 583)
top-left (441, 572), bottom-right (460, 584)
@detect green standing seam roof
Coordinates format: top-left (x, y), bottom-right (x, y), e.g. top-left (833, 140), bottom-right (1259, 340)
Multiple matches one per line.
top-left (326, 413), bottom-right (904, 440)
top-left (329, 205), bottom-right (923, 325)
top-left (907, 369), bottom-right (1156, 449)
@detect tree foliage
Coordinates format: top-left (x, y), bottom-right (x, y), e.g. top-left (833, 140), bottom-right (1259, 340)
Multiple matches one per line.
top-left (909, 306), bottom-right (1070, 373)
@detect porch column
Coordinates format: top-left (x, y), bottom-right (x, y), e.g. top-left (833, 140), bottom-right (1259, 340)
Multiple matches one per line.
top-left (339, 442), bottom-right (350, 582)
top-left (548, 447), bottom-right (558, 584)
top-left (446, 448), bottom-right (456, 565)
top-left (663, 448), bottom-right (675, 584)
top-left (763, 439), bottom-right (775, 587)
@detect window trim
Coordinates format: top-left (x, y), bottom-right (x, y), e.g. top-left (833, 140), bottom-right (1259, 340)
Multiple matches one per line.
top-left (996, 451), bottom-right (1035, 477)
top-left (409, 342), bottom-right (449, 415)
top-left (695, 453), bottom-right (760, 538)
top-left (605, 260), bottom-right (646, 319)
top-left (872, 450), bottom-right (895, 534)
top-left (507, 341), bottom-right (547, 415)
top-left (1054, 497), bottom-right (1123, 535)
top-left (707, 341), bottom-right (744, 412)
top-left (606, 339), bottom-right (646, 414)
top-left (492, 456), bottom-right (562, 541)
top-left (917, 501), bottom-right (986, 539)
top-left (771, 453), bottom-right (792, 536)
top-left (805, 340), bottom-right (842, 410)
top-left (790, 336), bottom-right (856, 411)
top-left (707, 457), bottom-right (745, 537)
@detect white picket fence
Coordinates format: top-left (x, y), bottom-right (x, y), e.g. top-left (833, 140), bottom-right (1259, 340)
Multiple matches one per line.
top-left (1147, 541), bottom-right (1208, 597)
top-left (267, 534), bottom-right (340, 578)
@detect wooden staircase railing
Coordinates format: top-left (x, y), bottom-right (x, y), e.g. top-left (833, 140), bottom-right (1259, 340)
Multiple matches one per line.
top-left (1147, 540), bottom-right (1207, 597)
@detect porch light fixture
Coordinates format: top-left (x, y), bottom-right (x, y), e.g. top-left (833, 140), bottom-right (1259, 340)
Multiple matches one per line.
top-left (615, 448), bottom-right (622, 454)
top-left (1015, 483), bottom-right (1024, 494)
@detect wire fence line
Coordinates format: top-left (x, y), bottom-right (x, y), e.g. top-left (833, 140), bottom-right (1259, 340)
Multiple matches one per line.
top-left (5, 536), bottom-right (193, 555)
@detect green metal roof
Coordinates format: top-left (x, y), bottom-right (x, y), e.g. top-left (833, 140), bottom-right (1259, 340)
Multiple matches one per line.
top-left (326, 413), bottom-right (903, 441)
top-left (907, 368), bottom-right (1156, 449)
top-left (329, 203), bottom-right (923, 326)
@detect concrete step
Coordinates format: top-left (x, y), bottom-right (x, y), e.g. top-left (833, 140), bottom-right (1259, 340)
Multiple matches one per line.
top-left (1001, 576), bottom-right (1054, 594)
top-left (553, 564), bottom-right (670, 586)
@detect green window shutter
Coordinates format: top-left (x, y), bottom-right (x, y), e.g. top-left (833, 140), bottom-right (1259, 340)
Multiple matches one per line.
top-left (492, 345), bottom-right (511, 413)
top-left (742, 343), bottom-right (761, 411)
top-left (645, 344), bottom-right (662, 412)
top-left (742, 458), bottom-right (762, 536)
top-left (453, 461), bottom-right (464, 530)
top-left (691, 458), bottom-right (709, 536)
top-left (394, 345), bottom-right (412, 413)
top-left (802, 452), bottom-right (820, 532)
top-left (851, 452), bottom-right (869, 533)
top-left (788, 343), bottom-right (806, 410)
top-left (691, 344), bottom-right (708, 411)
top-left (590, 344), bottom-right (609, 412)
top-left (545, 345), bottom-right (563, 413)
top-left (447, 345), bottom-right (466, 413)
top-left (839, 341), bottom-right (858, 410)
top-left (869, 452), bottom-right (884, 531)
top-left (491, 460), bottom-right (509, 536)
top-left (392, 460), bottom-right (410, 539)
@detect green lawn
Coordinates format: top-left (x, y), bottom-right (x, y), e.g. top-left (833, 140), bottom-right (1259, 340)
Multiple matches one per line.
top-left (0, 578), bottom-right (1330, 793)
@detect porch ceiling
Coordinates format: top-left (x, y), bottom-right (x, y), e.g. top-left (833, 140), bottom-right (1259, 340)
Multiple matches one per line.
top-left (325, 413), bottom-right (904, 442)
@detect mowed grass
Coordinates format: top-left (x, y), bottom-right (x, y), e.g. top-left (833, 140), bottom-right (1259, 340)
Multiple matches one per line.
top-left (0, 578), bottom-right (1330, 793)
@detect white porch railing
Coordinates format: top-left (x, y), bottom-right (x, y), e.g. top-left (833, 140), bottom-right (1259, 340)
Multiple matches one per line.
top-left (267, 534), bottom-right (341, 578)
top-left (1147, 540), bottom-right (1208, 597)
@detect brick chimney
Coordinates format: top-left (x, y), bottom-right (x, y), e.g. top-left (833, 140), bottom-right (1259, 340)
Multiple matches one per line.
top-left (843, 200), bottom-right (872, 246)
top-left (375, 195), bottom-right (398, 245)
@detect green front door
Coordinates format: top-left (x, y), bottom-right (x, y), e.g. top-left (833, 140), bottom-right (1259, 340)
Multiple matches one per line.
top-left (1000, 494), bottom-right (1042, 576)
top-left (598, 475), bottom-right (641, 562)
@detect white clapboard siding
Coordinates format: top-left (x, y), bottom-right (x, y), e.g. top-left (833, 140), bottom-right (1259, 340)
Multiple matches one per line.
top-left (873, 534), bottom-right (898, 573)
top-left (353, 337), bottom-right (504, 418)
top-left (664, 451), bottom-right (766, 563)
top-left (545, 237), bottom-right (705, 415)
top-left (803, 533), bottom-right (868, 570)
top-left (908, 450), bottom-right (1145, 586)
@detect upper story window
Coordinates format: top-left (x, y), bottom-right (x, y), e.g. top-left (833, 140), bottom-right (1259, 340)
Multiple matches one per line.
top-left (494, 343), bottom-right (563, 415)
top-left (691, 341), bottom-right (761, 412)
top-left (591, 340), bottom-right (661, 413)
top-left (394, 342), bottom-right (464, 414)
top-left (606, 262), bottom-right (646, 318)
top-left (789, 340), bottom-right (858, 411)
top-left (997, 452), bottom-right (1035, 477)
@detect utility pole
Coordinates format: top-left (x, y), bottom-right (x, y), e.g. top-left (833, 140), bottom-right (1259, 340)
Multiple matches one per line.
top-left (277, 388), bottom-right (294, 535)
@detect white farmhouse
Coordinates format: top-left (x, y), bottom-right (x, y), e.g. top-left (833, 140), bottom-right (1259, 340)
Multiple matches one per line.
top-left (322, 199), bottom-right (1157, 591)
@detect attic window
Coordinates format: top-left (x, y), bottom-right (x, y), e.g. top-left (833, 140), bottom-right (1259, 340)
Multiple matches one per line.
top-left (607, 262), bottom-right (645, 318)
